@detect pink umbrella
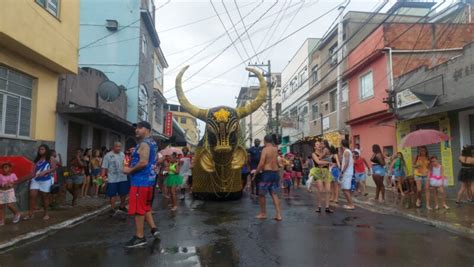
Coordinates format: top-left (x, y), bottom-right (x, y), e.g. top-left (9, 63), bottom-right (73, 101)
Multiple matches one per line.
top-left (159, 147), bottom-right (183, 156)
top-left (400, 129), bottom-right (451, 148)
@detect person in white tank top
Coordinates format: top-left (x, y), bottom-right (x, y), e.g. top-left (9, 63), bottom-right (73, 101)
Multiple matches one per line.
top-left (340, 140), bottom-right (355, 210)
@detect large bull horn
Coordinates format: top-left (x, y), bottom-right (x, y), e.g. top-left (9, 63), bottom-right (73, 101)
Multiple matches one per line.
top-left (175, 65), bottom-right (208, 121)
top-left (236, 67), bottom-right (268, 118)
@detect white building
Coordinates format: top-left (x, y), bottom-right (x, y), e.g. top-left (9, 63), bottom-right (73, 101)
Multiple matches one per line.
top-left (280, 38), bottom-right (320, 154)
top-left (237, 73), bottom-right (281, 148)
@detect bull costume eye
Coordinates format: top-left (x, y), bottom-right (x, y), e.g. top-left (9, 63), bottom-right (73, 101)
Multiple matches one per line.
top-left (174, 65), bottom-right (267, 200)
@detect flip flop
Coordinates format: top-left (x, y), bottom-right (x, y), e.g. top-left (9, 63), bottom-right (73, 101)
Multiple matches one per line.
top-left (273, 217), bottom-right (282, 221)
top-left (255, 215), bottom-right (267, 220)
top-left (342, 205), bottom-right (355, 210)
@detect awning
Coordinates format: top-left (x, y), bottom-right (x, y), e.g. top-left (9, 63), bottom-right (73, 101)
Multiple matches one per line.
top-left (57, 104), bottom-right (135, 135)
top-left (152, 129), bottom-right (169, 141)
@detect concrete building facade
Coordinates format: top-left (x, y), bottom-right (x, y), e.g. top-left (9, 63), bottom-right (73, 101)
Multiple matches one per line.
top-left (0, 0), bottom-right (79, 158)
top-left (280, 38), bottom-right (319, 154)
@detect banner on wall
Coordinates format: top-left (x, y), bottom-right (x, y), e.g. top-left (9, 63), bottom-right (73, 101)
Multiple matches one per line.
top-left (396, 113), bottom-right (454, 185)
top-left (164, 112), bottom-right (173, 137)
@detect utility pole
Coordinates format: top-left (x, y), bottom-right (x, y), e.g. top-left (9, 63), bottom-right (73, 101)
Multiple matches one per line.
top-left (248, 61), bottom-right (272, 133)
top-left (336, 5), bottom-right (345, 132)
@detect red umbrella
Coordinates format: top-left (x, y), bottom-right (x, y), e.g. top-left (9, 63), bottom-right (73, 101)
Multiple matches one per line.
top-left (400, 129), bottom-right (451, 148)
top-left (0, 156), bottom-right (35, 183)
top-left (159, 147), bottom-right (183, 156)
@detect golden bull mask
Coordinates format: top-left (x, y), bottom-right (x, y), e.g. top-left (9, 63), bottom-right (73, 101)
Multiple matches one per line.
top-left (175, 66), bottom-right (267, 200)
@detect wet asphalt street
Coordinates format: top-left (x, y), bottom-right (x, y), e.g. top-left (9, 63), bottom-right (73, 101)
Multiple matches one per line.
top-left (0, 189), bottom-right (473, 267)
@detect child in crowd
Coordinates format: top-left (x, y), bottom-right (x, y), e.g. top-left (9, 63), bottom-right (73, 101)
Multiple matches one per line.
top-left (428, 156), bottom-right (449, 210)
top-left (282, 165), bottom-right (293, 196)
top-left (91, 149), bottom-right (103, 197)
top-left (0, 162), bottom-right (21, 225)
top-left (353, 149), bottom-right (370, 196)
top-left (165, 153), bottom-right (183, 211)
top-left (391, 152), bottom-right (407, 197)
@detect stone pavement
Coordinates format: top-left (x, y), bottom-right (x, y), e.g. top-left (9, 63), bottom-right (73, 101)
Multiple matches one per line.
top-left (349, 186), bottom-right (474, 239)
top-left (0, 197), bottom-right (109, 251)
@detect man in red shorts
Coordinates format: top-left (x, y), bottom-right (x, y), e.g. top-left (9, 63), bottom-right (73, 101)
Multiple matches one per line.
top-left (123, 121), bottom-right (159, 248)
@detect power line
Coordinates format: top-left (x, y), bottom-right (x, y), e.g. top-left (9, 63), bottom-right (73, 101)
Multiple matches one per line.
top-left (165, 0), bottom-right (269, 74)
top-left (260, 0), bottom-right (292, 60)
top-left (158, 1), bottom-right (255, 33)
top-left (165, 1), bottom-right (312, 75)
top-left (79, 19), bottom-right (140, 50)
top-left (234, 0), bottom-right (264, 62)
top-left (156, 0), bottom-right (171, 10)
top-left (166, 0), bottom-right (346, 100)
top-left (257, 0), bottom-right (289, 52)
top-left (210, 0), bottom-right (246, 63)
top-left (174, 1), bottom-right (279, 84)
top-left (265, 0), bottom-right (306, 60)
top-left (222, 0), bottom-right (252, 59)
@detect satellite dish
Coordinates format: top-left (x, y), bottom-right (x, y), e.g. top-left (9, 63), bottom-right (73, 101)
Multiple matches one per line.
top-left (97, 80), bottom-right (121, 102)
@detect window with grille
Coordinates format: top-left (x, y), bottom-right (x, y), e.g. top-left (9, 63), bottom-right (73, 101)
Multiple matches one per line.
top-left (311, 102), bottom-right (318, 120)
top-left (311, 65), bottom-right (318, 84)
top-left (329, 43), bottom-right (338, 67)
top-left (180, 117), bottom-right (187, 124)
top-left (155, 64), bottom-right (163, 85)
top-left (330, 90), bottom-right (337, 112)
top-left (138, 85), bottom-right (149, 121)
top-left (0, 66), bottom-right (33, 138)
top-left (359, 71), bottom-right (374, 100)
top-left (154, 102), bottom-right (162, 124)
top-left (36, 0), bottom-right (60, 17)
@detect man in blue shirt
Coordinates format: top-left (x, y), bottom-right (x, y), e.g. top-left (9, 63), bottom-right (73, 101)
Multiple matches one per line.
top-left (248, 139), bottom-right (262, 196)
top-left (123, 121), bottom-right (159, 248)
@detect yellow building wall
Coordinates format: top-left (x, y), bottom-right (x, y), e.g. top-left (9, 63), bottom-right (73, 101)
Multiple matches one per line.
top-left (0, 0), bottom-right (79, 74)
top-left (396, 113), bottom-right (455, 185)
top-left (0, 48), bottom-right (58, 141)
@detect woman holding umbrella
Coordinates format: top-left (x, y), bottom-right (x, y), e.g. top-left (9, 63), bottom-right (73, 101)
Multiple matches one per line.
top-left (414, 146), bottom-right (430, 208)
top-left (400, 129), bottom-right (452, 208)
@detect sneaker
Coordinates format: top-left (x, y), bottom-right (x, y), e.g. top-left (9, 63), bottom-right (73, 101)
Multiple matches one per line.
top-left (151, 228), bottom-right (160, 240)
top-left (12, 214), bottom-right (21, 224)
top-left (124, 236), bottom-right (147, 248)
top-left (179, 194), bottom-right (185, 201)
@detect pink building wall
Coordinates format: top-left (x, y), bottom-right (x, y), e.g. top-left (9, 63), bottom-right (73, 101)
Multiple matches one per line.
top-left (350, 117), bottom-right (397, 160)
top-left (348, 54), bottom-right (390, 120)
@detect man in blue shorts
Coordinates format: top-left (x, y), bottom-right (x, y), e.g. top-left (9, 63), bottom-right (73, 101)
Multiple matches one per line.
top-left (251, 135), bottom-right (282, 221)
top-left (101, 141), bottom-right (129, 214)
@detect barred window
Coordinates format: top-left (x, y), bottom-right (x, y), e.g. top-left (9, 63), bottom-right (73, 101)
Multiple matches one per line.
top-left (0, 66), bottom-right (33, 138)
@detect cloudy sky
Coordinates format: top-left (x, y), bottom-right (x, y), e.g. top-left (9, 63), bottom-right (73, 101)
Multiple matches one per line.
top-left (155, 0), bottom-right (452, 111)
top-left (155, 0), bottom-right (399, 106)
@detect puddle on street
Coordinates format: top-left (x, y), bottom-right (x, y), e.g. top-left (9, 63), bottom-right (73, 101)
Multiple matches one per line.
top-left (162, 229), bottom-right (239, 266)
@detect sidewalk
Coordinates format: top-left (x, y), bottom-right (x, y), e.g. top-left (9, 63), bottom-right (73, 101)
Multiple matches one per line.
top-left (350, 186), bottom-right (474, 239)
top-left (0, 197), bottom-right (109, 251)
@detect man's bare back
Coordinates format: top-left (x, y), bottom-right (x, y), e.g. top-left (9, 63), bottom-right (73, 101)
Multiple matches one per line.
top-left (260, 145), bottom-right (279, 171)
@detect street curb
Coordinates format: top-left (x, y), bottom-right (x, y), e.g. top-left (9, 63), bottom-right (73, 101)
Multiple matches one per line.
top-left (0, 205), bottom-right (110, 251)
top-left (352, 199), bottom-right (474, 240)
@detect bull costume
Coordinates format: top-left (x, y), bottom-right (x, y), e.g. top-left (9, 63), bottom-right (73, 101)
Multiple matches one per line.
top-left (175, 66), bottom-right (267, 200)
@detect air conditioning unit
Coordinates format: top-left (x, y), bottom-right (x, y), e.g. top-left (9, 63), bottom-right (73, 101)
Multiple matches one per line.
top-left (106, 20), bottom-right (118, 31)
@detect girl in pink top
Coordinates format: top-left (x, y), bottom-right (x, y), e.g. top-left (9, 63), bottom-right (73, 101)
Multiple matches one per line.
top-left (282, 165), bottom-right (293, 196)
top-left (0, 162), bottom-right (21, 225)
top-left (428, 156), bottom-right (449, 210)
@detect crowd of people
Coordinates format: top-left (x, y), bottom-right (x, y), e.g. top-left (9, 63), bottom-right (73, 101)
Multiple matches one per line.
top-left (243, 137), bottom-right (474, 219)
top-left (0, 122), bottom-right (473, 248)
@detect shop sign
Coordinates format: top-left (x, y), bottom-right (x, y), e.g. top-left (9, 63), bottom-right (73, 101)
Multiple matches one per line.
top-left (396, 89), bottom-right (421, 108)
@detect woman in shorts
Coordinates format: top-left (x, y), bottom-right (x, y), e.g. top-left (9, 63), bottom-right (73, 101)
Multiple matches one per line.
top-left (24, 145), bottom-right (55, 221)
top-left (311, 140), bottom-right (334, 213)
top-left (370, 145), bottom-right (386, 202)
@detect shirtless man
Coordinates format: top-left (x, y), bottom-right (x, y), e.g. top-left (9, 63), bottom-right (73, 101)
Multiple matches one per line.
top-left (251, 135), bottom-right (282, 221)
